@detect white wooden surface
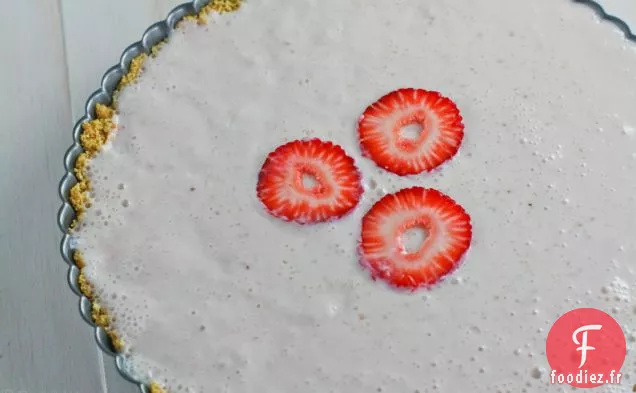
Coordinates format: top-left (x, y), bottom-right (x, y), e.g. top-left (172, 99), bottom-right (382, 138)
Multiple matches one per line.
top-left (0, 1), bottom-right (632, 392)
top-left (596, 0), bottom-right (636, 29)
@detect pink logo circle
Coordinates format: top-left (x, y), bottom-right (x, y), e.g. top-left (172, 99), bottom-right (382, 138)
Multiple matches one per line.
top-left (546, 308), bottom-right (626, 388)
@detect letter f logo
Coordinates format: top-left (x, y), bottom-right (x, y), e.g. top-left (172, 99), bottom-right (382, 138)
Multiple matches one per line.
top-left (572, 324), bottom-right (603, 368)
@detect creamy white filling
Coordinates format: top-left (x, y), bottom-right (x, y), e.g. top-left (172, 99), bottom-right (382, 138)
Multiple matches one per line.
top-left (75, 0), bottom-right (636, 391)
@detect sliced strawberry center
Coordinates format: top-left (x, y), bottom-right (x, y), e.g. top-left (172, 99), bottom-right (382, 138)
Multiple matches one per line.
top-left (394, 112), bottom-right (430, 153)
top-left (294, 163), bottom-right (331, 197)
top-left (396, 218), bottom-right (432, 259)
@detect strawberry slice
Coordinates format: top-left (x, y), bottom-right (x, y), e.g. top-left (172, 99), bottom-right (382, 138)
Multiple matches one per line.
top-left (257, 138), bottom-right (363, 224)
top-left (358, 187), bottom-right (472, 290)
top-left (358, 88), bottom-right (465, 176)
